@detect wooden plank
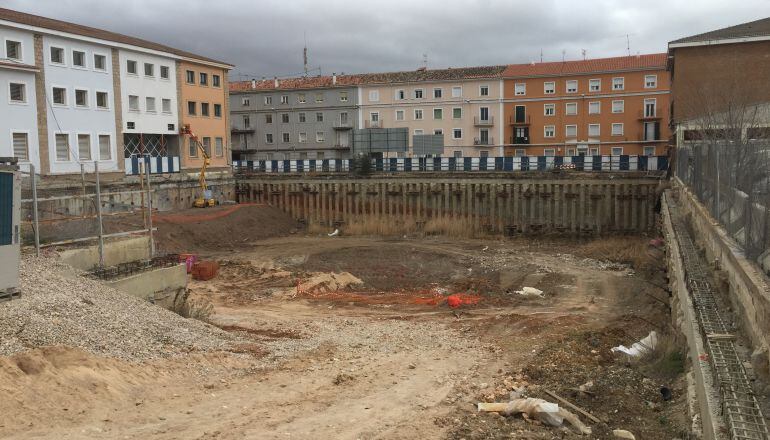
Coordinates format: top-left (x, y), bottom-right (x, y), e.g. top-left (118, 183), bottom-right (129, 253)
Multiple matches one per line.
top-left (543, 388), bottom-right (601, 424)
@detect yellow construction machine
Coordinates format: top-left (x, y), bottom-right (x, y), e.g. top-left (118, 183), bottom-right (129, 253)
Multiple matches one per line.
top-left (180, 124), bottom-right (216, 207)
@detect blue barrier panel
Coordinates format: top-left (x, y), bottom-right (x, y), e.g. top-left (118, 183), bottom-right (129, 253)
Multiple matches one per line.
top-left (448, 157), bottom-right (456, 171)
top-left (504, 157), bottom-right (513, 171)
top-left (309, 159), bottom-right (316, 172)
top-left (479, 157), bottom-right (488, 171)
top-left (418, 157), bottom-right (426, 171)
top-left (297, 160), bottom-right (304, 172)
top-left (554, 156), bottom-right (563, 168)
top-left (619, 155), bottom-right (629, 170)
top-left (463, 157), bottom-right (472, 171)
top-left (332, 159), bottom-right (340, 172)
top-left (387, 158), bottom-right (396, 172)
top-left (591, 155), bottom-right (601, 171)
top-left (281, 161), bottom-right (289, 172)
top-left (537, 156), bottom-right (547, 171)
top-left (573, 155), bottom-right (584, 171)
top-left (433, 157), bottom-right (441, 171)
top-left (404, 158), bottom-right (412, 172)
top-left (638, 156), bottom-right (648, 171)
top-left (521, 156), bottom-right (530, 171)
top-left (658, 156), bottom-right (669, 170)
top-left (372, 158), bottom-right (382, 172)
top-left (130, 156), bottom-right (139, 175)
top-left (494, 157), bottom-right (503, 171)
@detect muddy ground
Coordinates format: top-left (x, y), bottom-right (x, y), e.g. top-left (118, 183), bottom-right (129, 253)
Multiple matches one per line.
top-left (2, 206), bottom-right (689, 440)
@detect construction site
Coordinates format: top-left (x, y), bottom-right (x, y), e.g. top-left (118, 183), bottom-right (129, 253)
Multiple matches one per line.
top-left (2, 155), bottom-right (770, 440)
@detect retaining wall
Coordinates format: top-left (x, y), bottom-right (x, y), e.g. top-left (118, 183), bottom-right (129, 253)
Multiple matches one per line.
top-left (59, 236), bottom-right (151, 270)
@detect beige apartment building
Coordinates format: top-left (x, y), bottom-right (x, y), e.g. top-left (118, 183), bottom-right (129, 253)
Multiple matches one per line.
top-left (356, 66), bottom-right (506, 157)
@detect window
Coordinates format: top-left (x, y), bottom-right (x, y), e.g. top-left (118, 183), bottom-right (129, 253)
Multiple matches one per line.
top-left (565, 125), bottom-right (577, 137)
top-left (9, 83), bottom-right (25, 103)
top-left (414, 109), bottom-right (423, 120)
top-left (50, 46), bottom-right (64, 64)
top-left (55, 133), bottom-right (69, 161)
top-left (588, 124), bottom-right (600, 137)
top-left (129, 95), bottom-right (140, 111)
top-left (514, 83), bottom-right (526, 96)
top-left (395, 110), bottom-right (404, 121)
top-left (590, 147), bottom-right (600, 155)
top-left (611, 147), bottom-right (624, 156)
top-left (72, 50), bottom-right (85, 67)
top-left (565, 102), bottom-right (577, 115)
top-left (643, 146), bottom-right (656, 156)
top-left (339, 112), bottom-right (349, 125)
top-left (369, 90), bottom-right (379, 101)
top-left (480, 85), bottom-right (489, 96)
top-left (298, 112), bottom-right (305, 123)
top-left (265, 133), bottom-right (273, 144)
top-left (243, 116), bottom-right (251, 128)
top-left (612, 100), bottom-right (624, 113)
top-left (77, 134), bottom-right (91, 161)
top-left (199, 72), bottom-right (208, 86)
top-left (611, 123), bottom-right (624, 136)
top-left (544, 125), bottom-right (555, 138)
top-left (94, 54), bottom-right (106, 71)
top-left (644, 98), bottom-right (657, 117)
top-left (644, 75), bottom-right (657, 88)
top-left (316, 112), bottom-right (323, 122)
top-left (282, 132), bottom-right (290, 143)
top-left (264, 96), bottom-right (272, 105)
top-left (96, 91), bottom-right (108, 109)
top-left (544, 81), bottom-right (555, 94)
top-left (5, 40), bottom-right (21, 61)
top-left (370, 112), bottom-right (379, 122)
top-left (339, 91), bottom-right (348, 102)
top-left (146, 97), bottom-right (156, 113)
top-left (162, 98), bottom-right (171, 113)
top-left (544, 148), bottom-right (556, 156)
top-left (452, 107), bottom-right (462, 119)
top-left (480, 150), bottom-right (489, 158)
top-left (160, 65), bottom-right (169, 79)
top-left (265, 114), bottom-right (273, 124)
top-left (12, 133), bottom-right (28, 161)
top-left (434, 88), bottom-right (442, 98)
top-left (280, 95), bottom-right (288, 104)
top-left (52, 87), bottom-right (66, 105)
top-left (298, 132), bottom-right (307, 143)
top-left (479, 107), bottom-right (490, 121)
top-left (414, 129), bottom-right (424, 135)
top-left (281, 113), bottom-right (289, 123)
top-left (126, 122), bottom-right (135, 130)
top-left (589, 79), bottom-right (600, 92)
top-left (212, 75), bottom-right (220, 87)
top-left (298, 93), bottom-right (306, 103)
top-left (242, 97), bottom-right (250, 106)
top-left (316, 131), bottom-right (325, 142)
top-left (75, 89), bottom-right (88, 107)
top-left (127, 60), bottom-right (137, 74)
top-left (612, 77), bottom-right (624, 90)
top-left (544, 103), bottom-right (555, 116)
top-left (186, 70), bottom-right (195, 84)
top-left (434, 128), bottom-right (443, 135)
top-left (588, 101), bottom-right (600, 114)
top-left (202, 137), bottom-right (211, 157)
top-left (201, 102), bottom-right (209, 116)
top-left (144, 63), bottom-right (154, 77)
top-left (215, 137), bottom-right (223, 156)
top-left (395, 89), bottom-right (405, 100)
top-left (314, 93), bottom-right (323, 103)
top-left (214, 103), bottom-right (221, 117)
top-left (414, 89), bottom-right (424, 99)
top-left (566, 80), bottom-right (577, 93)
top-left (452, 128), bottom-right (462, 139)
top-left (187, 101), bottom-right (196, 115)
top-left (453, 150), bottom-right (462, 158)
top-left (452, 86), bottom-right (462, 98)
top-left (433, 108), bottom-right (443, 120)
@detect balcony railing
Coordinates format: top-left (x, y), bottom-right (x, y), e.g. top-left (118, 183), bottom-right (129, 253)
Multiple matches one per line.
top-left (473, 116), bottom-right (494, 126)
top-left (231, 126), bottom-right (255, 133)
top-left (333, 144), bottom-right (351, 149)
top-left (364, 120), bottom-right (382, 128)
top-left (333, 121), bottom-right (353, 130)
top-left (509, 115), bottom-right (531, 125)
top-left (473, 136), bottom-right (495, 146)
top-left (638, 109), bottom-right (661, 120)
top-left (510, 136), bottom-right (530, 144)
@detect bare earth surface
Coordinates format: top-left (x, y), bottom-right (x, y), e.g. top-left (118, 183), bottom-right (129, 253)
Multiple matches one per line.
top-left (1, 208), bottom-right (688, 439)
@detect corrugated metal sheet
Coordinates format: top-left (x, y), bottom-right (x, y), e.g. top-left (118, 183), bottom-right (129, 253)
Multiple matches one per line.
top-left (352, 128), bottom-right (409, 155)
top-left (412, 134), bottom-right (444, 156)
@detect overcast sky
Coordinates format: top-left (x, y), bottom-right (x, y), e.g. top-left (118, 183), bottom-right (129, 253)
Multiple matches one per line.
top-left (3, 0), bottom-right (768, 80)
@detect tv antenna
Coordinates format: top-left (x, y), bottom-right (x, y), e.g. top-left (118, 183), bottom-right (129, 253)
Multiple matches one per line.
top-left (581, 49), bottom-right (586, 60)
top-left (422, 53), bottom-right (428, 69)
top-left (303, 32), bottom-right (309, 76)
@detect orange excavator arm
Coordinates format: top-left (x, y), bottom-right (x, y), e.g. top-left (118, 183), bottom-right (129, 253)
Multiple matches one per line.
top-left (180, 124), bottom-right (215, 207)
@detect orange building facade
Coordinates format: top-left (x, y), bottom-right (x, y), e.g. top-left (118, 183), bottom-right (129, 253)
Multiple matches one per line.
top-left (178, 60), bottom-right (232, 170)
top-left (502, 54), bottom-right (670, 157)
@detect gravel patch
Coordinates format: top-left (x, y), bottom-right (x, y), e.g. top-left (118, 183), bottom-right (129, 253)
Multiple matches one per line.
top-left (0, 255), bottom-right (242, 362)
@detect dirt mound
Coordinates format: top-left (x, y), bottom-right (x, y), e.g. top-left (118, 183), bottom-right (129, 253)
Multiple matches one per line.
top-left (0, 256), bottom-right (243, 361)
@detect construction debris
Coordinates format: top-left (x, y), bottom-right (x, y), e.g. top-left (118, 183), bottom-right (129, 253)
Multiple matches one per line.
top-left (515, 286), bottom-right (544, 298)
top-left (611, 331), bottom-right (657, 357)
top-left (477, 397), bottom-right (592, 435)
top-left (612, 429), bottom-right (636, 439)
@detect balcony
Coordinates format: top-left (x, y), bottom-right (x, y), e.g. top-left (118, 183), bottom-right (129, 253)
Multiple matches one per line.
top-left (510, 136), bottom-right (530, 145)
top-left (333, 144), bottom-right (351, 149)
top-left (333, 121), bottom-right (354, 130)
top-left (364, 120), bottom-right (382, 129)
top-left (638, 109), bottom-right (661, 121)
top-left (473, 136), bottom-right (495, 146)
top-left (231, 126), bottom-right (255, 134)
top-left (473, 116), bottom-right (494, 126)
top-left (509, 115), bottom-right (531, 125)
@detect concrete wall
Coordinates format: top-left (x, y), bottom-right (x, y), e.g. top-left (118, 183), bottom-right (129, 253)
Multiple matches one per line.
top-left (674, 179), bottom-right (770, 379)
top-left (59, 235), bottom-right (150, 270)
top-left (237, 175), bottom-right (662, 234)
top-left (106, 263), bottom-right (187, 306)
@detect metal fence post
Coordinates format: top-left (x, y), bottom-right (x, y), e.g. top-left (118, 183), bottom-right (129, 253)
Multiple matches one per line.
top-left (94, 161), bottom-right (104, 267)
top-left (80, 162), bottom-right (87, 217)
top-left (144, 159), bottom-right (155, 258)
top-left (30, 164), bottom-right (40, 257)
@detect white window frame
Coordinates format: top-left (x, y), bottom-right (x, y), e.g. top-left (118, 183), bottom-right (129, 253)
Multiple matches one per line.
top-left (414, 129), bottom-right (424, 135)
top-left (280, 95), bottom-right (289, 104)
top-left (316, 112), bottom-right (323, 122)
top-left (395, 109), bottom-right (404, 121)
top-left (589, 78), bottom-right (601, 92)
top-left (433, 107), bottom-right (443, 120)
top-left (544, 125), bottom-right (555, 138)
top-left (590, 147), bottom-right (600, 155)
top-left (514, 83), bottom-right (526, 96)
top-left (95, 90), bottom-right (109, 110)
top-left (71, 49), bottom-right (87, 69)
top-left (368, 90), bottom-right (380, 102)
top-left (297, 93), bottom-right (306, 104)
top-left (144, 62), bottom-right (154, 77)
top-left (514, 148), bottom-right (526, 157)
top-left (611, 123), bottom-right (624, 136)
top-left (5, 39), bottom-right (22, 62)
top-left (315, 92), bottom-right (323, 103)
top-left (316, 131), bottom-right (325, 143)
top-left (128, 94), bottom-right (140, 112)
top-left (370, 111), bottom-right (379, 122)
top-left (264, 96), bottom-right (272, 105)
top-left (414, 108), bottom-right (423, 120)
top-left (51, 85), bottom-right (68, 106)
top-left (565, 102), bottom-right (577, 115)
top-left (160, 65), bottom-right (170, 80)
top-left (543, 148), bottom-right (556, 156)
top-left (282, 132), bottom-right (290, 143)
top-left (76, 132), bottom-right (92, 161)
top-left (612, 77), bottom-right (624, 90)
top-left (544, 81), bottom-right (555, 94)
top-left (451, 86), bottom-right (462, 98)
top-left (588, 124), bottom-right (601, 137)
top-left (265, 133), bottom-right (274, 144)
top-left (479, 85), bottom-right (489, 96)
top-left (414, 88), bottom-right (424, 99)
top-left (644, 74), bottom-right (658, 88)
top-left (74, 88), bottom-right (89, 108)
top-left (611, 147), bottom-right (624, 156)
top-left (126, 59), bottom-right (138, 75)
top-left (339, 91), bottom-right (348, 102)
top-left (433, 88), bottom-right (443, 99)
top-left (588, 101), bottom-right (600, 115)
top-left (566, 80), bottom-right (578, 93)
top-left (11, 131), bottom-right (30, 162)
top-left (644, 98), bottom-right (657, 117)
top-left (242, 97), bottom-right (250, 106)
top-left (8, 81), bottom-right (27, 105)
top-left (395, 89), bottom-right (405, 100)
top-left (434, 128), bottom-right (443, 135)
top-left (162, 98), bottom-right (172, 114)
top-left (544, 103), bottom-right (555, 116)
top-left (452, 107), bottom-right (462, 119)
top-left (54, 132), bottom-right (71, 162)
top-left (93, 53), bottom-right (107, 72)
top-left (145, 96), bottom-right (156, 113)
top-left (565, 124), bottom-right (577, 138)
top-left (298, 132), bottom-right (307, 143)
top-left (452, 128), bottom-right (462, 140)
top-left (612, 100), bottom-right (624, 113)
top-left (643, 146), bottom-right (656, 156)
top-left (49, 46), bottom-right (66, 66)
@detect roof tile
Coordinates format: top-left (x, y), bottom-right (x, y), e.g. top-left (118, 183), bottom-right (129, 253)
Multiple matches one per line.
top-left (503, 54), bottom-right (667, 78)
top-left (670, 17), bottom-right (770, 45)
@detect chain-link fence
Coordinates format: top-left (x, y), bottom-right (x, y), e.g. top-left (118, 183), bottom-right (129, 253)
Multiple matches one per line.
top-left (676, 132), bottom-right (770, 263)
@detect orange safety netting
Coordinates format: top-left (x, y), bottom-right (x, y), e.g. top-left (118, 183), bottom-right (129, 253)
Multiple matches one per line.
top-left (153, 203), bottom-right (264, 224)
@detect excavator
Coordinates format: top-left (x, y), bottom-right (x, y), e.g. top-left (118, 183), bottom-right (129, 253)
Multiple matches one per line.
top-left (180, 124), bottom-right (216, 208)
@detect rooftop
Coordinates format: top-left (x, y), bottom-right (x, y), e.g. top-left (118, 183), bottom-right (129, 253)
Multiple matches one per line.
top-left (503, 54), bottom-right (667, 78)
top-left (670, 17), bottom-right (770, 45)
top-left (0, 7), bottom-right (233, 67)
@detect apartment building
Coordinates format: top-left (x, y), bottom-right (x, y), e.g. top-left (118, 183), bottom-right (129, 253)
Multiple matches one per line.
top-left (179, 60), bottom-right (231, 170)
top-left (357, 66), bottom-right (506, 158)
top-left (229, 75), bottom-right (359, 161)
top-left (0, 7), bottom-right (233, 176)
top-left (502, 54), bottom-right (670, 157)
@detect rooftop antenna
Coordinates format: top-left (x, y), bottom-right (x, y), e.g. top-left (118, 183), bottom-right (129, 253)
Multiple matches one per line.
top-left (303, 31), bottom-right (309, 77)
top-left (540, 48), bottom-right (543, 63)
top-left (422, 53), bottom-right (428, 69)
top-left (581, 49), bottom-right (586, 60)
top-left (626, 34), bottom-right (631, 56)
top-left (561, 49), bottom-right (566, 62)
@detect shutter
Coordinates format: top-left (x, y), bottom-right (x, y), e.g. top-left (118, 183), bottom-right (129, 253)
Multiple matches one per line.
top-left (99, 135), bottom-right (111, 160)
top-left (78, 134), bottom-right (91, 161)
top-left (56, 134), bottom-right (69, 161)
top-left (12, 133), bottom-right (28, 161)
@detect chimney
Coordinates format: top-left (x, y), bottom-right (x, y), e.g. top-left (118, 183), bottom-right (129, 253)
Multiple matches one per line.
top-left (274, 76), bottom-right (279, 88)
top-left (251, 78), bottom-right (256, 89)
top-left (332, 72), bottom-right (337, 85)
